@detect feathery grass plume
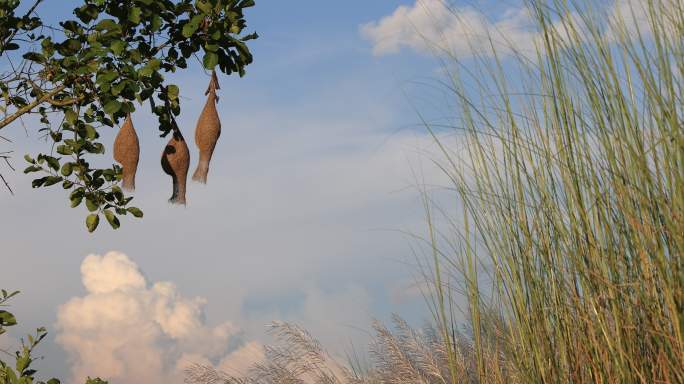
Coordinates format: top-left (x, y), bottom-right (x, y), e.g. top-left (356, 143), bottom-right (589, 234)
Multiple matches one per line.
top-left (420, 0), bottom-right (684, 382)
top-left (185, 318), bottom-right (510, 384)
top-left (370, 314), bottom-right (516, 384)
top-left (184, 364), bottom-right (249, 384)
top-left (185, 321), bottom-right (355, 384)
top-left (113, 113), bottom-right (139, 191)
top-left (193, 70), bottom-right (222, 184)
top-left (161, 129), bottom-right (190, 204)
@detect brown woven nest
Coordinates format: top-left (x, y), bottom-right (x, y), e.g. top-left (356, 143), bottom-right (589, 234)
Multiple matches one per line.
top-left (192, 71), bottom-right (222, 184)
top-left (161, 129), bottom-right (190, 205)
top-left (113, 113), bottom-right (140, 191)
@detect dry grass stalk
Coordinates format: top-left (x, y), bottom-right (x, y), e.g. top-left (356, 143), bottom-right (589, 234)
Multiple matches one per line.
top-left (184, 318), bottom-right (514, 384)
top-left (185, 321), bottom-right (353, 384)
top-left (192, 70), bottom-right (222, 184)
top-left (420, 0), bottom-right (684, 382)
top-left (161, 128), bottom-right (190, 204)
top-left (113, 113), bottom-right (139, 190)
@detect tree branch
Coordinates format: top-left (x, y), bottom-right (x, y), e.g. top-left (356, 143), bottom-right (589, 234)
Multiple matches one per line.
top-left (0, 155), bottom-right (14, 195)
top-left (0, 84), bottom-right (65, 130)
top-left (0, 0), bottom-right (45, 56)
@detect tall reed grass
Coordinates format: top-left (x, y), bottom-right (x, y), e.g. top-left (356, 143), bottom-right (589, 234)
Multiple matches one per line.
top-left (424, 0), bottom-right (683, 382)
top-left (187, 0), bottom-right (682, 383)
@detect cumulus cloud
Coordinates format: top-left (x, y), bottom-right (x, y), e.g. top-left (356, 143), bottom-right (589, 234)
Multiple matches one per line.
top-left (360, 0), bottom-right (537, 57)
top-left (56, 252), bottom-right (263, 384)
top-left (605, 0), bottom-right (683, 40)
top-left (360, 0), bottom-right (680, 58)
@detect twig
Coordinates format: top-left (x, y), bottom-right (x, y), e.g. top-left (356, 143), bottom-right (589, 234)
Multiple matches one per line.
top-left (0, 174), bottom-right (13, 194)
top-left (0, 84), bottom-right (65, 130)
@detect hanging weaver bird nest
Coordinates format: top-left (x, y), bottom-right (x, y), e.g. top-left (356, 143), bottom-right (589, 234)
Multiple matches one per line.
top-left (112, 72), bottom-right (226, 205)
top-left (113, 113), bottom-right (139, 191)
top-left (161, 128), bottom-right (190, 205)
top-left (192, 70), bottom-right (222, 184)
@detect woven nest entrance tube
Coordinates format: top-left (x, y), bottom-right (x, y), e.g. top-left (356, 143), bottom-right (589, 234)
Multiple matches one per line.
top-left (161, 129), bottom-right (190, 205)
top-left (113, 113), bottom-right (139, 191)
top-left (192, 70), bottom-right (222, 184)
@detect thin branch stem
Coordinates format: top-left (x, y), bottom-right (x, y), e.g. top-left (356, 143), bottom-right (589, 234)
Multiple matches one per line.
top-left (0, 84), bottom-right (65, 130)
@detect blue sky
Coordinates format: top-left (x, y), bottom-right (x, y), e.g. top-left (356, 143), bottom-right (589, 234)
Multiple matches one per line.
top-left (0, 0), bottom-right (645, 382)
top-left (0, 1), bottom-right (455, 381)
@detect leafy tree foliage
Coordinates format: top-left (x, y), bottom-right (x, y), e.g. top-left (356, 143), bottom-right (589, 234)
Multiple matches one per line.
top-left (0, 0), bottom-right (257, 231)
top-left (0, 289), bottom-right (108, 383)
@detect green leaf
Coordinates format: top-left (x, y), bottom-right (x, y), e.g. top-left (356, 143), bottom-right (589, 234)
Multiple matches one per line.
top-left (86, 214), bottom-right (100, 233)
top-left (65, 109), bottom-right (77, 125)
top-left (97, 70), bottom-right (118, 85)
top-left (43, 176), bottom-right (63, 187)
top-left (104, 210), bottom-right (120, 229)
top-left (64, 38), bottom-right (82, 52)
top-left (32, 177), bottom-right (47, 188)
top-left (16, 353), bottom-right (30, 373)
top-left (0, 310), bottom-right (17, 326)
top-left (127, 207), bottom-right (143, 218)
top-left (111, 81), bottom-right (126, 96)
top-left (196, 0), bottom-right (212, 13)
top-left (111, 185), bottom-right (123, 201)
top-left (85, 195), bottom-right (98, 212)
top-left (103, 100), bottom-right (122, 115)
top-left (24, 165), bottom-right (42, 174)
top-left (94, 19), bottom-right (118, 31)
top-left (89, 142), bottom-right (105, 154)
top-left (50, 131), bottom-right (63, 142)
top-left (128, 7), bottom-right (142, 23)
top-left (22, 51), bottom-right (45, 63)
top-left (84, 125), bottom-right (98, 140)
top-left (182, 15), bottom-right (204, 38)
top-left (56, 145), bottom-right (73, 155)
top-left (242, 32), bottom-right (259, 41)
top-left (45, 156), bottom-right (60, 171)
top-left (70, 193), bottom-right (84, 208)
top-left (203, 52), bottom-right (219, 69)
top-left (150, 15), bottom-right (162, 32)
top-left (167, 84), bottom-right (179, 100)
top-left (4, 366), bottom-right (18, 382)
top-left (139, 58), bottom-right (160, 77)
top-left (61, 163), bottom-right (73, 177)
top-left (110, 40), bottom-right (126, 55)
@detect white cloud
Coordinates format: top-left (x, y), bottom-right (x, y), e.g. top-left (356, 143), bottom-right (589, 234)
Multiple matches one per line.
top-left (56, 252), bottom-right (263, 384)
top-left (80, 253), bottom-right (146, 294)
top-left (360, 0), bottom-right (537, 57)
top-left (360, 0), bottom-right (682, 58)
top-left (605, 0), bottom-right (682, 40)
top-left (55, 253), bottom-right (387, 383)
top-left (216, 341), bottom-right (265, 376)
